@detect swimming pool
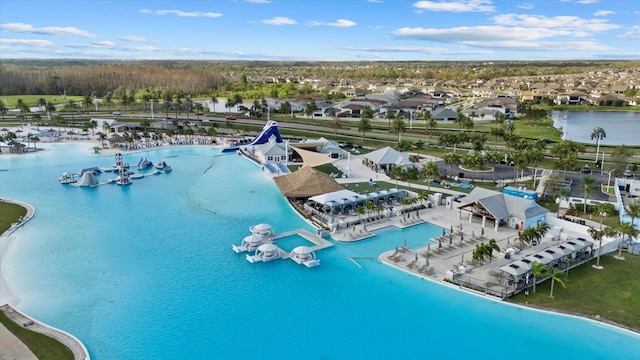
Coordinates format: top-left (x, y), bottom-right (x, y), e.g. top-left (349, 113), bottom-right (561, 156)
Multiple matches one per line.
top-left (1, 143), bottom-right (638, 360)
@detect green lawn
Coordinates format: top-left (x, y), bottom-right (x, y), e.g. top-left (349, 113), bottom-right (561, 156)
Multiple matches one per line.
top-left (0, 201), bottom-right (27, 232)
top-left (0, 311), bottom-right (74, 360)
top-left (1, 95), bottom-right (83, 108)
top-left (509, 254), bottom-right (640, 332)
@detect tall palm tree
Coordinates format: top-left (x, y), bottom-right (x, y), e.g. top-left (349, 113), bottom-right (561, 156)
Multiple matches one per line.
top-left (358, 117), bottom-right (372, 141)
top-left (210, 94), bottom-right (218, 113)
top-left (615, 221), bottom-right (639, 260)
top-left (0, 99), bottom-right (7, 121)
top-left (590, 127), bottom-right (606, 164)
top-left (579, 176), bottom-right (596, 213)
top-left (444, 152), bottom-right (461, 178)
top-left (588, 227), bottom-right (606, 269)
top-left (331, 116), bottom-right (342, 136)
top-left (414, 140), bottom-right (425, 159)
top-left (392, 114), bottom-right (406, 143)
top-left (530, 261), bottom-right (548, 292)
top-left (385, 109), bottom-right (396, 129)
top-left (547, 268), bottom-right (566, 299)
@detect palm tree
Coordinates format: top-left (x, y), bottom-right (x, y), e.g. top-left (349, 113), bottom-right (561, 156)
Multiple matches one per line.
top-left (530, 261), bottom-right (548, 292)
top-left (615, 221), bottom-right (638, 260)
top-left (426, 117), bottom-right (437, 143)
top-left (625, 203), bottom-right (640, 231)
top-left (414, 139), bottom-right (425, 159)
top-left (547, 268), bottom-right (566, 299)
top-left (485, 239), bottom-right (500, 262)
top-left (588, 227), bottom-right (606, 269)
top-left (355, 205), bottom-right (365, 222)
top-left (0, 99), bottom-right (7, 121)
top-left (444, 152), bottom-right (461, 178)
top-left (385, 109), bottom-right (396, 129)
top-left (463, 150), bottom-right (484, 182)
top-left (330, 116), bottom-right (342, 136)
top-left (210, 94), bottom-right (218, 113)
top-left (590, 127), bottom-right (606, 164)
top-left (304, 101), bottom-right (317, 118)
top-left (392, 114), bottom-right (406, 143)
top-left (358, 117), bottom-right (372, 141)
top-left (579, 176), bottom-right (596, 213)
top-left (98, 132), bottom-right (107, 147)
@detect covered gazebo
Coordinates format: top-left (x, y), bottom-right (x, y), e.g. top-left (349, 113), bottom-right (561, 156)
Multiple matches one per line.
top-left (273, 166), bottom-right (344, 199)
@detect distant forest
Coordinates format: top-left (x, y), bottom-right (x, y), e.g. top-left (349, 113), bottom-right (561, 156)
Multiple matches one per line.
top-left (1, 59), bottom-right (638, 97)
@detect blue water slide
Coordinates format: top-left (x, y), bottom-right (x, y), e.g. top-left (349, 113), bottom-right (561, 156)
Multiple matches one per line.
top-left (276, 162), bottom-right (290, 174)
top-left (221, 121), bottom-right (283, 153)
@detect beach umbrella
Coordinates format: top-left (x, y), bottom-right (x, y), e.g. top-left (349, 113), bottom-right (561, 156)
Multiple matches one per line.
top-left (449, 235), bottom-right (453, 245)
top-left (461, 254), bottom-right (465, 264)
top-left (450, 225), bottom-right (453, 233)
top-left (507, 238), bottom-right (510, 246)
top-left (1, 128), bottom-right (9, 132)
top-left (415, 252), bottom-right (418, 262)
top-left (460, 233), bottom-right (464, 242)
top-left (472, 230), bottom-right (475, 239)
top-left (481, 227), bottom-right (485, 236)
top-left (442, 228), bottom-right (446, 237)
top-left (395, 245), bottom-right (398, 254)
top-left (438, 238), bottom-right (442, 248)
top-left (427, 243), bottom-right (431, 253)
top-left (425, 257), bottom-right (430, 266)
top-left (460, 223), bottom-right (463, 231)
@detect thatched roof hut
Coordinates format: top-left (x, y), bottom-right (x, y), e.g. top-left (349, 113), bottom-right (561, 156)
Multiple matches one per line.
top-left (273, 166), bottom-right (343, 198)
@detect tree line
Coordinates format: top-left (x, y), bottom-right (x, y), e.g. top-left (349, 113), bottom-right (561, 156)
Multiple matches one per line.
top-left (2, 59), bottom-right (638, 98)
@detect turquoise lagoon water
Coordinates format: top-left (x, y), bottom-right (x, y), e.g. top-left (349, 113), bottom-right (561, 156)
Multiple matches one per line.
top-left (1, 143), bottom-right (639, 360)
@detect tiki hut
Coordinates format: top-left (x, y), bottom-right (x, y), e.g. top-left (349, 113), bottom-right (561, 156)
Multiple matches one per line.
top-left (273, 166), bottom-right (343, 199)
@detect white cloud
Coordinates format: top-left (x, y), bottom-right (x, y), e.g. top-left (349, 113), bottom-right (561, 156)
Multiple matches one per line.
top-left (412, 0), bottom-right (495, 13)
top-left (343, 45), bottom-right (492, 55)
top-left (131, 45), bottom-right (162, 52)
top-left (309, 19), bottom-right (356, 27)
top-left (0, 38), bottom-right (55, 47)
top-left (577, 0), bottom-right (598, 4)
top-left (367, 0), bottom-right (383, 2)
top-left (0, 22), bottom-right (96, 37)
top-left (92, 41), bottom-right (115, 47)
top-left (593, 10), bottom-right (614, 16)
top-left (517, 3), bottom-right (533, 9)
top-left (261, 17), bottom-right (296, 25)
top-left (120, 35), bottom-right (146, 42)
top-left (139, 9), bottom-right (222, 18)
top-left (392, 25), bottom-right (610, 51)
top-left (491, 14), bottom-right (619, 32)
top-left (245, 0), bottom-right (270, 3)
top-left (618, 25), bottom-right (640, 39)
top-left (393, 25), bottom-right (572, 42)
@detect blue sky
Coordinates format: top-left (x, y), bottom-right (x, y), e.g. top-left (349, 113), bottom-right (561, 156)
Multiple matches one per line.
top-left (1, 0), bottom-right (638, 61)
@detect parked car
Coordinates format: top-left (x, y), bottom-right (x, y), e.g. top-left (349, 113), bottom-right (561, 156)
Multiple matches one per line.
top-left (539, 138), bottom-right (551, 143)
top-left (580, 165), bottom-right (591, 173)
top-left (112, 111), bottom-right (121, 116)
top-left (225, 115), bottom-right (236, 120)
top-left (624, 169), bottom-right (632, 177)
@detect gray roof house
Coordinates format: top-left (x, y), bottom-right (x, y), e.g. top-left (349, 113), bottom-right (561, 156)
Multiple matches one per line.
top-left (457, 187), bottom-right (548, 232)
top-left (364, 146), bottom-right (413, 173)
top-left (432, 108), bottom-right (458, 121)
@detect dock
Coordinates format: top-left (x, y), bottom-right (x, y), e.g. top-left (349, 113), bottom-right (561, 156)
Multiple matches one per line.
top-left (271, 228), bottom-right (334, 252)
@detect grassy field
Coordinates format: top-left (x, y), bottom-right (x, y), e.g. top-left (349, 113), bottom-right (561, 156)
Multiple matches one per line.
top-left (0, 312), bottom-right (74, 360)
top-left (509, 254), bottom-right (640, 332)
top-left (1, 95), bottom-right (83, 108)
top-left (0, 201), bottom-right (27, 232)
